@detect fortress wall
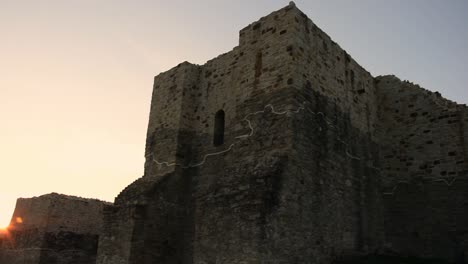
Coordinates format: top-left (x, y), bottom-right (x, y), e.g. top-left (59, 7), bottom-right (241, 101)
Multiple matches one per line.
top-left (289, 7), bottom-right (378, 134)
top-left (0, 193), bottom-right (107, 264)
top-left (250, 5), bottom-right (385, 262)
top-left (0, 197), bottom-right (49, 263)
top-left (0, 248), bottom-right (42, 264)
top-left (145, 1), bottom-right (305, 172)
top-left (137, 5), bottom-right (309, 175)
top-left (294, 1), bottom-right (384, 252)
top-left (190, 4), bottom-right (383, 263)
top-left (113, 4), bottom-right (386, 263)
top-left (128, 170), bottom-right (194, 264)
top-left (189, 4), bottom-right (309, 263)
top-left (101, 4), bottom-right (306, 264)
top-left (96, 204), bottom-right (140, 264)
top-left (5, 193), bottom-right (105, 240)
top-left (376, 75), bottom-right (468, 262)
top-left (144, 62), bottom-right (201, 177)
top-left (99, 3), bottom-right (467, 264)
top-left (44, 193), bottom-right (106, 234)
top-left (7, 195), bottom-right (52, 231)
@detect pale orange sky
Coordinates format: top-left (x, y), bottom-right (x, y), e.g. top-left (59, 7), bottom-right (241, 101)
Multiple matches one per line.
top-left (1, 0), bottom-right (467, 227)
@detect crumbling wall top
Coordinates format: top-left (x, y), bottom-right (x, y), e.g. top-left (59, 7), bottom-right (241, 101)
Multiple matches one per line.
top-left (8, 193), bottom-right (109, 234)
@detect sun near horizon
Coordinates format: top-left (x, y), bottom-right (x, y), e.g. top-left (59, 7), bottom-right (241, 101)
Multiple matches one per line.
top-left (0, 217), bottom-right (10, 231)
top-left (0, 224), bottom-right (9, 233)
top-left (0, 217), bottom-right (23, 233)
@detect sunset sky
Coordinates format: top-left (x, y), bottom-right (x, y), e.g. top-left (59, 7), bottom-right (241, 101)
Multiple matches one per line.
top-left (1, 0), bottom-right (467, 227)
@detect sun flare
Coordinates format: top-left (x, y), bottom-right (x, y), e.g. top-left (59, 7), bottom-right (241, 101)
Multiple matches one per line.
top-left (0, 225), bottom-right (8, 233)
top-left (0, 219), bottom-right (12, 232)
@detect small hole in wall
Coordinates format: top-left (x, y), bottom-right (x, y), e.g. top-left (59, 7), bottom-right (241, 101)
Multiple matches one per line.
top-left (213, 110), bottom-right (225, 146)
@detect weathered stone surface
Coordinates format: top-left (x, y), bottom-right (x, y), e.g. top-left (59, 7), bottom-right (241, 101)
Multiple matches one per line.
top-left (98, 3), bottom-right (466, 264)
top-left (94, 3), bottom-right (468, 264)
top-left (376, 76), bottom-right (468, 262)
top-left (0, 193), bottom-right (108, 264)
top-left (96, 3), bottom-right (467, 263)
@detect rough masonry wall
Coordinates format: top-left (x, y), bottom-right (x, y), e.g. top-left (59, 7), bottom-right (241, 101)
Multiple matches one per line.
top-left (144, 62), bottom-right (201, 177)
top-left (98, 3), bottom-right (304, 264)
top-left (0, 196), bottom-right (50, 264)
top-left (265, 6), bottom-right (384, 262)
top-left (0, 193), bottom-right (108, 264)
top-left (97, 3), bottom-right (467, 264)
top-left (376, 75), bottom-right (468, 262)
top-left (191, 5), bottom-right (304, 263)
top-left (98, 3), bottom-right (387, 264)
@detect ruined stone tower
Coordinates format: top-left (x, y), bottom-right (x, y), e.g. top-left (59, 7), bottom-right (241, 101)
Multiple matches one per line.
top-left (95, 2), bottom-right (468, 263)
top-left (95, 2), bottom-right (382, 263)
top-left (1, 2), bottom-right (467, 264)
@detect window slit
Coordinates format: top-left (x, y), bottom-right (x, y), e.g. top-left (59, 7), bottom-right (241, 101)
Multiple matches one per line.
top-left (213, 110), bottom-right (225, 146)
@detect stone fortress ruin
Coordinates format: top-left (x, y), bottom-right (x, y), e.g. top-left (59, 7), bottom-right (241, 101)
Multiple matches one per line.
top-left (1, 2), bottom-right (467, 264)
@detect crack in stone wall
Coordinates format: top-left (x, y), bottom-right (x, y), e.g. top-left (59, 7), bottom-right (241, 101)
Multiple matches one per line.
top-left (150, 101), bottom-right (467, 198)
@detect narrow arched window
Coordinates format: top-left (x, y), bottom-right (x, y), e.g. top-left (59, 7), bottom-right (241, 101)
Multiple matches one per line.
top-left (213, 110), bottom-right (225, 146)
